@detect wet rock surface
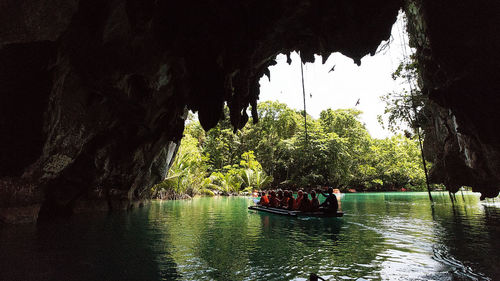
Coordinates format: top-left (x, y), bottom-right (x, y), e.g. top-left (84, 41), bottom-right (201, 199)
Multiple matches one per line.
top-left (0, 0), bottom-right (499, 222)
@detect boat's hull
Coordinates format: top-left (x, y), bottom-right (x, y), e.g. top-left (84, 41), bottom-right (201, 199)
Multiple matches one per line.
top-left (248, 205), bottom-right (343, 217)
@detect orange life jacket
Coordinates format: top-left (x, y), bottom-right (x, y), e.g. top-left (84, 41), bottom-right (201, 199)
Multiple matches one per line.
top-left (259, 195), bottom-right (270, 205)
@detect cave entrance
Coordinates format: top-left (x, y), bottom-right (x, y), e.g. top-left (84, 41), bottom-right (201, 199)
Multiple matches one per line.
top-left (169, 14), bottom-right (434, 195)
top-left (259, 13), bottom-right (410, 140)
top-left (239, 14), bottom-right (431, 193)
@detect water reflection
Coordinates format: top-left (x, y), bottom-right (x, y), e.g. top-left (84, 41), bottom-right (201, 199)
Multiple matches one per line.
top-left (430, 196), bottom-right (500, 280)
top-left (0, 192), bottom-right (498, 280)
top-left (0, 210), bottom-right (177, 281)
top-left (247, 214), bottom-right (347, 280)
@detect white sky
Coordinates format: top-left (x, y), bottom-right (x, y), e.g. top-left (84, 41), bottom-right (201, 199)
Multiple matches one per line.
top-left (258, 13), bottom-right (410, 139)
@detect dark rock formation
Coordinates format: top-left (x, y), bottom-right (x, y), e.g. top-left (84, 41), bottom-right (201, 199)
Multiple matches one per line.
top-left (0, 0), bottom-right (498, 222)
top-left (406, 0), bottom-right (500, 199)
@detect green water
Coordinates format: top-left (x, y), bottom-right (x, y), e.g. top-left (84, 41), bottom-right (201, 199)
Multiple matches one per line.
top-left (1, 192), bottom-right (499, 280)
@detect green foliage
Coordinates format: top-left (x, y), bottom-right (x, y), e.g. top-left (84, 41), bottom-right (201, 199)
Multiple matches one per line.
top-left (152, 134), bottom-right (210, 198)
top-left (239, 151), bottom-right (261, 171)
top-left (377, 54), bottom-right (431, 192)
top-left (200, 188), bottom-right (216, 197)
top-left (379, 54), bottom-right (428, 134)
top-left (207, 171), bottom-right (242, 195)
top-left (239, 169), bottom-right (273, 192)
top-left (367, 135), bottom-right (426, 191)
top-left (205, 150), bottom-right (272, 195)
top-left (154, 100), bottom-right (431, 198)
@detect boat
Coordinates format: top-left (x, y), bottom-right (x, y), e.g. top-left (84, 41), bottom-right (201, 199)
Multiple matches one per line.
top-left (248, 205), bottom-right (344, 217)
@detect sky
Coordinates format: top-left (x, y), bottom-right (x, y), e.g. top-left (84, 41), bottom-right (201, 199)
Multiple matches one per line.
top-left (258, 13), bottom-right (410, 139)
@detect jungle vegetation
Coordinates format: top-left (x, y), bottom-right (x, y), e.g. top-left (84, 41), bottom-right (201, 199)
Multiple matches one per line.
top-left (152, 100), bottom-right (432, 198)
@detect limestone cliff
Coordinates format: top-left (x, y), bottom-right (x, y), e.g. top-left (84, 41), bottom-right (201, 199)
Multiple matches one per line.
top-left (406, 0), bottom-right (500, 199)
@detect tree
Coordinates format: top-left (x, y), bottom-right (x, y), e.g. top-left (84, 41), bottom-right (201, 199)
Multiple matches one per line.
top-left (380, 53), bottom-right (434, 200)
top-left (154, 101), bottom-right (430, 198)
top-left (206, 151), bottom-right (272, 194)
top-left (238, 101), bottom-right (302, 178)
top-left (369, 136), bottom-right (426, 191)
top-left (239, 169), bottom-right (273, 192)
top-left (207, 171), bottom-right (242, 195)
top-left (152, 134), bottom-right (210, 198)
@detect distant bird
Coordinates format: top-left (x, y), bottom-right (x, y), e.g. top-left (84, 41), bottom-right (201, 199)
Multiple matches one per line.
top-left (309, 92), bottom-right (313, 98)
top-left (328, 64), bottom-right (336, 73)
top-left (355, 98), bottom-right (360, 106)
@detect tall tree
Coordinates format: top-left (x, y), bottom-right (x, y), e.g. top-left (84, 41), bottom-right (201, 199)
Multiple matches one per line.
top-left (380, 54), bottom-right (433, 200)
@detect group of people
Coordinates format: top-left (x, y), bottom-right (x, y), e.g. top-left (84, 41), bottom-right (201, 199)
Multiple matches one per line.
top-left (257, 187), bottom-right (339, 213)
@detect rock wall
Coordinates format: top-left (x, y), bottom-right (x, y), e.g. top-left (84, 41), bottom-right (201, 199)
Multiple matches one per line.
top-left (406, 0), bottom-right (500, 198)
top-left (0, 0), bottom-right (402, 222)
top-left (1, 0), bottom-right (499, 223)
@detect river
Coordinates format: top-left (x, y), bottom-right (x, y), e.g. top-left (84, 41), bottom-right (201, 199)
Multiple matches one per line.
top-left (1, 192), bottom-right (499, 280)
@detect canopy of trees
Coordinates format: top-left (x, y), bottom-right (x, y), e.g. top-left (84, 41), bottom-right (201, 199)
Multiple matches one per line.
top-left (153, 101), bottom-right (430, 198)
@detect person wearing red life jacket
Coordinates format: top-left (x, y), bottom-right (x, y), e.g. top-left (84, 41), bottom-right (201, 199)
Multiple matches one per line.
top-left (299, 192), bottom-right (311, 212)
top-left (293, 190), bottom-right (304, 210)
top-left (280, 190), bottom-right (290, 208)
top-left (258, 191), bottom-right (270, 206)
top-left (269, 191), bottom-right (280, 208)
top-left (310, 190), bottom-right (320, 211)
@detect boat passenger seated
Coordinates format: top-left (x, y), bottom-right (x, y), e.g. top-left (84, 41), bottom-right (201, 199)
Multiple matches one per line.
top-left (258, 191), bottom-right (269, 206)
top-left (280, 190), bottom-right (289, 208)
top-left (286, 191), bottom-right (295, 210)
top-left (299, 192), bottom-right (311, 212)
top-left (293, 190), bottom-right (304, 210)
top-left (310, 190), bottom-right (320, 211)
top-left (318, 187), bottom-right (339, 213)
top-left (269, 191), bottom-right (280, 208)
top-left (277, 189), bottom-right (284, 201)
